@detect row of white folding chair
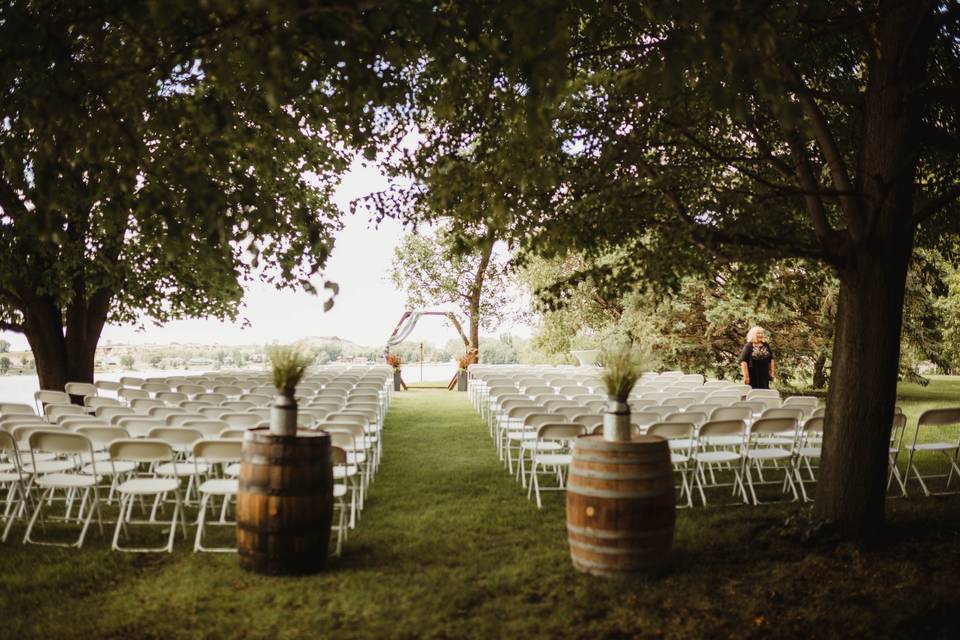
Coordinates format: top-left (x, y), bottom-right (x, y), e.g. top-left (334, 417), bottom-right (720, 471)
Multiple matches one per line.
top-left (319, 419), bottom-right (381, 539)
top-left (4, 429), bottom-right (243, 552)
top-left (648, 417), bottom-right (816, 507)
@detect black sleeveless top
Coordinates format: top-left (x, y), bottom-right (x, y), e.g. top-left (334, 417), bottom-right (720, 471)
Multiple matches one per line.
top-left (740, 342), bottom-right (774, 389)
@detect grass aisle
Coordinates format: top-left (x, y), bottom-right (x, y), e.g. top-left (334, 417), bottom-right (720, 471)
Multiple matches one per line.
top-left (4, 387), bottom-right (960, 639)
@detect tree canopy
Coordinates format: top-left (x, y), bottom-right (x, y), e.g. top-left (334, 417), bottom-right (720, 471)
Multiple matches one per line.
top-left (366, 0), bottom-right (960, 538)
top-left (0, 1), bottom-right (405, 388)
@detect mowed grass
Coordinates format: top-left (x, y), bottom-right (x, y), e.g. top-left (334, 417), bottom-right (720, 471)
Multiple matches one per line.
top-left (2, 384), bottom-right (960, 639)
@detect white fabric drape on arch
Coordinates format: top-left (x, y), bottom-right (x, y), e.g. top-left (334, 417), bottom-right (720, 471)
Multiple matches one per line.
top-left (386, 312), bottom-right (422, 347)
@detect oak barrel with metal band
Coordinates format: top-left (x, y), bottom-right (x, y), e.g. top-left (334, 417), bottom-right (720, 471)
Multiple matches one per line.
top-left (237, 428), bottom-right (333, 575)
top-left (566, 434), bottom-right (675, 576)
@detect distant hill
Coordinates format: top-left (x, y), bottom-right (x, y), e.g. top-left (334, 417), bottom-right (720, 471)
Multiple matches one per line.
top-left (301, 336), bottom-right (368, 349)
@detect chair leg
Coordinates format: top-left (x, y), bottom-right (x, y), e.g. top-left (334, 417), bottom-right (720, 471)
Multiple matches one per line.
top-left (111, 495), bottom-right (129, 550)
top-left (194, 494), bottom-right (209, 552)
top-left (22, 487), bottom-right (51, 544)
top-left (693, 462), bottom-right (708, 506)
top-left (533, 463), bottom-right (542, 509)
top-left (905, 450), bottom-right (931, 497)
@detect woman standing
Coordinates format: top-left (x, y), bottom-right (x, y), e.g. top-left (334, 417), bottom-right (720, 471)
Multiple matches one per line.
top-left (740, 326), bottom-right (776, 389)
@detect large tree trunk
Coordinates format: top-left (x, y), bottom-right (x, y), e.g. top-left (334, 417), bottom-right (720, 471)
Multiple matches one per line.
top-left (20, 290), bottom-right (109, 394)
top-left (814, 245), bottom-right (911, 539)
top-left (812, 1), bottom-right (933, 540)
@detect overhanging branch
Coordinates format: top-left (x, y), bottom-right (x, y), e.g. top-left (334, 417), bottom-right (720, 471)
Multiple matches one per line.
top-left (778, 56), bottom-right (866, 241)
top-left (913, 185), bottom-right (960, 226)
top-left (0, 320), bottom-right (25, 334)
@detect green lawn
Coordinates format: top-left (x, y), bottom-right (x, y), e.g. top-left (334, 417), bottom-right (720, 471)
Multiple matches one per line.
top-left (3, 384), bottom-right (960, 639)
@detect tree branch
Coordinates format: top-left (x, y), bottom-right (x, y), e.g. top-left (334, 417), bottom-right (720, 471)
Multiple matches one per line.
top-left (913, 185), bottom-right (960, 226)
top-left (634, 158), bottom-right (826, 262)
top-left (0, 320), bottom-right (25, 334)
top-left (0, 173), bottom-right (29, 221)
top-left (781, 127), bottom-right (844, 253)
top-left (778, 58), bottom-right (866, 242)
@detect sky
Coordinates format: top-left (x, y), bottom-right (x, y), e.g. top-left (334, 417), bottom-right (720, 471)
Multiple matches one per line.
top-left (0, 160), bottom-right (532, 352)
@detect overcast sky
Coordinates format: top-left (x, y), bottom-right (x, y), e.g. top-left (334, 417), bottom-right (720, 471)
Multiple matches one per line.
top-left (0, 160), bottom-right (531, 353)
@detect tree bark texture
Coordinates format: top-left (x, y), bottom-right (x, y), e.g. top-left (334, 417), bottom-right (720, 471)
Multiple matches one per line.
top-left (467, 234), bottom-right (496, 359)
top-left (812, 352), bottom-right (828, 389)
top-left (815, 245), bottom-right (912, 539)
top-left (19, 291), bottom-right (110, 395)
top-left (812, 0), bottom-right (932, 539)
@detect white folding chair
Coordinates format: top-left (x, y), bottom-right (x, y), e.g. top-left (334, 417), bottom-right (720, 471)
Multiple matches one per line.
top-left (782, 396), bottom-right (819, 416)
top-left (0, 430), bottom-right (29, 542)
top-left (219, 413), bottom-right (261, 429)
top-left (887, 413), bottom-right (908, 497)
top-left (95, 380), bottom-right (123, 394)
top-left (326, 431), bottom-right (363, 528)
top-left (192, 439), bottom-right (241, 553)
top-left (109, 439), bottom-right (187, 553)
top-left (34, 390), bottom-right (71, 414)
top-left (85, 396), bottom-right (122, 411)
top-left (323, 422), bottom-right (371, 506)
top-left (75, 426), bottom-right (134, 503)
top-left (96, 406), bottom-right (136, 423)
top-left (118, 388), bottom-right (149, 406)
top-left (793, 417), bottom-right (824, 502)
top-left (648, 422), bottom-right (696, 508)
top-left (45, 404), bottom-right (88, 423)
top-left (904, 408), bottom-right (960, 496)
top-left (180, 420), bottom-right (229, 439)
top-left (742, 417), bottom-right (799, 505)
top-left (510, 412), bottom-right (557, 483)
top-left (1, 402), bottom-right (38, 418)
top-left (23, 431), bottom-right (104, 548)
top-left (330, 445), bottom-right (350, 556)
top-left (141, 382), bottom-right (172, 396)
top-left (527, 423), bottom-right (584, 508)
top-left (690, 419), bottom-right (748, 506)
top-left (64, 382), bottom-right (98, 399)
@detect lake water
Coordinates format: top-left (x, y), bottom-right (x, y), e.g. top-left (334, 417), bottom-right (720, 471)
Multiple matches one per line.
top-left (0, 363), bottom-right (459, 407)
top-left (399, 363), bottom-right (458, 384)
top-left (0, 369), bottom-right (193, 407)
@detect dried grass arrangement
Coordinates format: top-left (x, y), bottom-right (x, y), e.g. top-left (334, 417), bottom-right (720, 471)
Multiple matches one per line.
top-left (600, 346), bottom-right (644, 402)
top-left (267, 343), bottom-right (315, 397)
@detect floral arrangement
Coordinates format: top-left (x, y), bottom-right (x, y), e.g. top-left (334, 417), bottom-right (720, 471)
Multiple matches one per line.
top-left (266, 343), bottom-right (315, 397)
top-left (386, 353), bottom-right (403, 371)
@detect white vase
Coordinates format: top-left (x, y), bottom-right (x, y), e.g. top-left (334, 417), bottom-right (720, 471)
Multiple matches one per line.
top-left (270, 394), bottom-right (298, 436)
top-left (603, 398), bottom-right (631, 442)
top-left (571, 349), bottom-right (601, 367)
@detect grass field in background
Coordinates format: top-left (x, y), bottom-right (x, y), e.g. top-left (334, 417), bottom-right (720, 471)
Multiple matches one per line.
top-left (2, 383), bottom-right (959, 639)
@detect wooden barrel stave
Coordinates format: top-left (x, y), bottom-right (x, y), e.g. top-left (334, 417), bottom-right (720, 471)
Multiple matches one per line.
top-left (237, 428), bottom-right (333, 575)
top-left (566, 434), bottom-right (675, 576)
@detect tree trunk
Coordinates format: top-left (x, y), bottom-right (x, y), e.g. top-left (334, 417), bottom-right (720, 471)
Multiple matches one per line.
top-left (468, 313), bottom-right (480, 353)
top-left (811, 1), bottom-right (933, 540)
top-left (814, 244), bottom-right (912, 540)
top-left (20, 291), bottom-right (108, 395)
top-left (812, 352), bottom-right (828, 389)
top-left (467, 233), bottom-right (496, 362)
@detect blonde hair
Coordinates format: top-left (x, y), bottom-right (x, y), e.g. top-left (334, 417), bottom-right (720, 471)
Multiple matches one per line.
top-left (746, 326), bottom-right (766, 343)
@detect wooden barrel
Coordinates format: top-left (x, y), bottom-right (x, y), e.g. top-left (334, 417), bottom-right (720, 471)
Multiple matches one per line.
top-left (566, 434), bottom-right (675, 576)
top-left (237, 428), bottom-right (333, 575)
